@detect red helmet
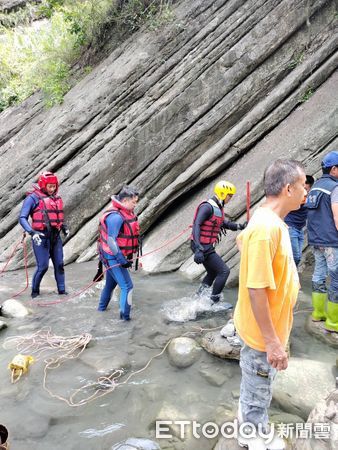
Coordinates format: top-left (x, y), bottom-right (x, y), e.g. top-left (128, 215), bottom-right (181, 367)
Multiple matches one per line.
top-left (38, 171), bottom-right (59, 192)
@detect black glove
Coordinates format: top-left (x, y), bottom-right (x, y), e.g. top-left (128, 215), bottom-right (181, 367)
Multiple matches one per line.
top-left (237, 221), bottom-right (248, 231)
top-left (194, 249), bottom-right (205, 264)
top-left (121, 261), bottom-right (132, 269)
top-left (61, 225), bottom-right (70, 237)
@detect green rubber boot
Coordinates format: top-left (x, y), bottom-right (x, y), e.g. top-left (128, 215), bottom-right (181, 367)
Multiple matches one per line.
top-left (324, 301), bottom-right (338, 332)
top-left (311, 292), bottom-right (327, 321)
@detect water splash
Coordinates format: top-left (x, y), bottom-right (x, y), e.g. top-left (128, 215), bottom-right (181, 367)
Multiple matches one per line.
top-left (162, 291), bottom-right (233, 322)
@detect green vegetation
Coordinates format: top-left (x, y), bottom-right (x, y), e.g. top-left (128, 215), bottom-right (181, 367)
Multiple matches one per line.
top-left (0, 0), bottom-right (174, 111)
top-left (300, 87), bottom-right (314, 103)
top-left (288, 52), bottom-right (304, 70)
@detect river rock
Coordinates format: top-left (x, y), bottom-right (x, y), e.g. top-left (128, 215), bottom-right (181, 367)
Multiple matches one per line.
top-left (200, 331), bottom-right (240, 361)
top-left (152, 402), bottom-right (189, 439)
top-left (12, 410), bottom-right (50, 440)
top-left (272, 358), bottom-right (336, 420)
top-left (305, 315), bottom-right (338, 348)
top-left (111, 438), bottom-right (160, 450)
top-left (167, 337), bottom-right (201, 368)
top-left (291, 389), bottom-right (338, 450)
top-left (198, 366), bottom-right (230, 387)
top-left (79, 346), bottom-right (130, 374)
top-left (270, 412), bottom-right (305, 425)
top-left (1, 299), bottom-right (30, 318)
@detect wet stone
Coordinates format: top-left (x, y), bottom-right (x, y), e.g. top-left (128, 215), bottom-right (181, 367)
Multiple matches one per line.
top-left (1, 299), bottom-right (30, 318)
top-left (167, 337), bottom-right (201, 368)
top-left (305, 316), bottom-right (338, 348)
top-left (199, 366), bottom-right (229, 386)
top-left (200, 331), bottom-right (241, 361)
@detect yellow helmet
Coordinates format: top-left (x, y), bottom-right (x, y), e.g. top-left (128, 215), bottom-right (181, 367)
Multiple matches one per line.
top-left (214, 180), bottom-right (236, 201)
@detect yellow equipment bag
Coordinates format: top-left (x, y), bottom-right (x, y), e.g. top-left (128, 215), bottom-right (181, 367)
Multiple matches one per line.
top-left (8, 354), bottom-right (34, 383)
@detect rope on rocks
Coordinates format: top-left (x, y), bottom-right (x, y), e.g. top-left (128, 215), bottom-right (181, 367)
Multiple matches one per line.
top-left (3, 325), bottom-right (214, 407)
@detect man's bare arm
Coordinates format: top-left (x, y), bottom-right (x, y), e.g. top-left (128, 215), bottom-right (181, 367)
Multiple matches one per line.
top-left (248, 288), bottom-right (288, 371)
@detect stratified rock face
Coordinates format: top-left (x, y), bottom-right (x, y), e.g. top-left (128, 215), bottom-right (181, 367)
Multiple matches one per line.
top-left (0, 0), bottom-right (337, 282)
top-left (0, 0), bottom-right (32, 13)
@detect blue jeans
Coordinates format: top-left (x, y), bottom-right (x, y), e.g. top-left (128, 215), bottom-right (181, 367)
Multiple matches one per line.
top-left (239, 343), bottom-right (277, 431)
top-left (288, 227), bottom-right (304, 267)
top-left (312, 246), bottom-right (338, 303)
top-left (98, 257), bottom-right (133, 319)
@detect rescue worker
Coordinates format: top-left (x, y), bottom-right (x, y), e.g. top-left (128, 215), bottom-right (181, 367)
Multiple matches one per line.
top-left (19, 171), bottom-right (69, 298)
top-left (306, 150), bottom-right (338, 332)
top-left (191, 181), bottom-right (246, 304)
top-left (284, 175), bottom-right (314, 267)
top-left (97, 186), bottom-right (140, 320)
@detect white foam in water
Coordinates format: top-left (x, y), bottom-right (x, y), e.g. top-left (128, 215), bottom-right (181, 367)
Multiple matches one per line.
top-left (163, 291), bottom-right (232, 322)
top-left (79, 288), bottom-right (96, 299)
top-left (79, 423), bottom-right (125, 438)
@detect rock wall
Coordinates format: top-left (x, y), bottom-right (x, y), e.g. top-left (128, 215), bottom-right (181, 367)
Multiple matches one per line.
top-left (0, 0), bottom-right (337, 283)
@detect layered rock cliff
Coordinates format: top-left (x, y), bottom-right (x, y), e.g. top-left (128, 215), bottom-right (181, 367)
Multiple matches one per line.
top-left (0, 0), bottom-right (337, 283)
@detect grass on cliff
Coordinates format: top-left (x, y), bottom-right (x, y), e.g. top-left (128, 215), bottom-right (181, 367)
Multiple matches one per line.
top-left (0, 0), bottom-right (174, 111)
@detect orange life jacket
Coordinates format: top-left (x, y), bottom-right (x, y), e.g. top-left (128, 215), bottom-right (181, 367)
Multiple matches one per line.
top-left (191, 199), bottom-right (224, 245)
top-left (29, 187), bottom-right (64, 231)
top-left (99, 198), bottom-right (139, 258)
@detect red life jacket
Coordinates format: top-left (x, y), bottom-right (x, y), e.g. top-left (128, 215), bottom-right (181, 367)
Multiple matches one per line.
top-left (99, 197), bottom-right (140, 258)
top-left (28, 186), bottom-right (64, 231)
top-left (191, 199), bottom-right (224, 245)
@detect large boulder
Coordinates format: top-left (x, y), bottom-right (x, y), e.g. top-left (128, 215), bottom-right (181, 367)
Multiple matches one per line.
top-left (272, 358), bottom-right (336, 420)
top-left (291, 389), bottom-right (338, 450)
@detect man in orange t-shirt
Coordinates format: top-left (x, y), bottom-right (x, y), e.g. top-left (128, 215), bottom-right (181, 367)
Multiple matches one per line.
top-left (234, 159), bottom-right (306, 450)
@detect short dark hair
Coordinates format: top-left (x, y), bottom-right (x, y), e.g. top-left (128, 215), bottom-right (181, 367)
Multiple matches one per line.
top-left (264, 159), bottom-right (304, 197)
top-left (306, 175), bottom-right (314, 186)
top-left (322, 166), bottom-right (335, 175)
top-left (117, 185), bottom-right (139, 201)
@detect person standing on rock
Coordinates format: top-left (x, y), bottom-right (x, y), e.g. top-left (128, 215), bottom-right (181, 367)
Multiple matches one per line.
top-left (191, 180), bottom-right (247, 304)
top-left (234, 159), bottom-right (306, 450)
top-left (97, 186), bottom-right (140, 321)
top-left (306, 150), bottom-right (338, 332)
top-left (284, 174), bottom-right (314, 267)
top-left (19, 171), bottom-right (69, 298)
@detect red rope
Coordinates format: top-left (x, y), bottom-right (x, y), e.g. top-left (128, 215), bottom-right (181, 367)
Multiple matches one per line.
top-left (32, 262), bottom-right (121, 307)
top-left (11, 236), bottom-right (29, 298)
top-left (0, 233), bottom-right (25, 276)
top-left (33, 225), bottom-right (193, 307)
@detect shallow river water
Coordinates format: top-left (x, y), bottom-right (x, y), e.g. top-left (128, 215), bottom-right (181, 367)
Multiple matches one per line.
top-left (0, 262), bottom-right (336, 450)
